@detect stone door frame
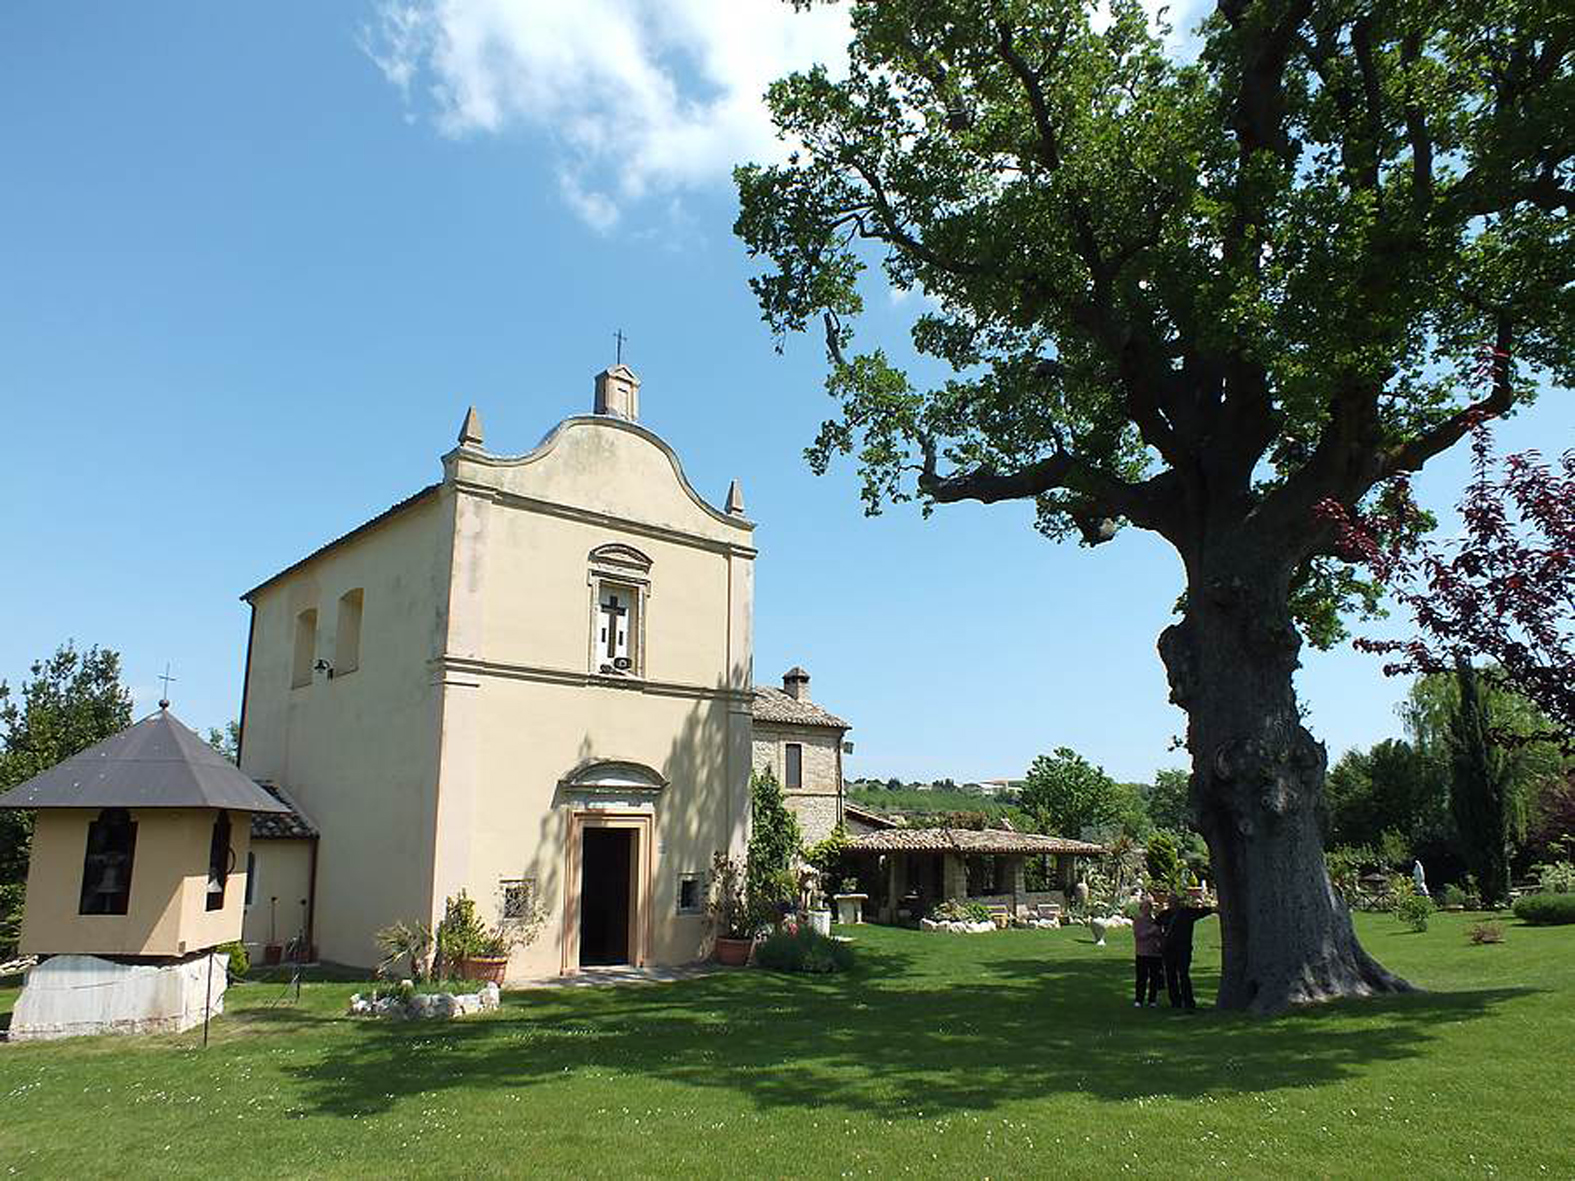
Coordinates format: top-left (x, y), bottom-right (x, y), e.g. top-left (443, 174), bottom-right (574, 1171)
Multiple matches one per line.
top-left (561, 809), bottom-right (653, 974)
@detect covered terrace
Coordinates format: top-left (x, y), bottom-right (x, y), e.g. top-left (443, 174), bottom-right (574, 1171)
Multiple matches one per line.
top-left (845, 827), bottom-right (1106, 925)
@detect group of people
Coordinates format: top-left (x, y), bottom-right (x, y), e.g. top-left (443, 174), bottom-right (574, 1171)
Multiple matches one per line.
top-left (1131, 893), bottom-right (1215, 1011)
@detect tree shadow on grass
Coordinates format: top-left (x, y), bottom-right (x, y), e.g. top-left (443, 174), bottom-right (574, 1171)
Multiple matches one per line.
top-left (282, 940), bottom-right (1532, 1121)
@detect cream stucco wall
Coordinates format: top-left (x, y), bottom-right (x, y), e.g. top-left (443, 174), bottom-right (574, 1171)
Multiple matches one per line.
top-left (239, 492), bottom-right (451, 968)
top-left (436, 414), bottom-right (754, 979)
top-left (240, 839), bottom-right (315, 952)
top-left (238, 401), bottom-right (755, 975)
top-left (752, 723), bottom-right (844, 844)
top-left (21, 808), bottom-right (251, 958)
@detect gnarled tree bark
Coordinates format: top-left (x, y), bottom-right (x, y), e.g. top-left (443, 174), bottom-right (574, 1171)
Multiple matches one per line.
top-left (1160, 543), bottom-right (1412, 1013)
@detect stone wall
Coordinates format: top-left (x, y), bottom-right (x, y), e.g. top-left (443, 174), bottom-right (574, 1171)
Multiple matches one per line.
top-left (752, 722), bottom-right (843, 844)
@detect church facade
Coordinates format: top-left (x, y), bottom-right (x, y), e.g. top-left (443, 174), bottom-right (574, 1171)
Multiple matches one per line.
top-left (236, 367), bottom-right (756, 978)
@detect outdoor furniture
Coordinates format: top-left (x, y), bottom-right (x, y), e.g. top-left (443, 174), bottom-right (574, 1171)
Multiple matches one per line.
top-left (834, 892), bottom-right (868, 925)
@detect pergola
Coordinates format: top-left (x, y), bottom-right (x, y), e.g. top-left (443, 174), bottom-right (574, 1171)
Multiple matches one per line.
top-left (845, 827), bottom-right (1105, 924)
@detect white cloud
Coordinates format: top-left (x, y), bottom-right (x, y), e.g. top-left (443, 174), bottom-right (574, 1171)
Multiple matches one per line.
top-left (363, 0), bottom-right (850, 231)
top-left (363, 0), bottom-right (1209, 232)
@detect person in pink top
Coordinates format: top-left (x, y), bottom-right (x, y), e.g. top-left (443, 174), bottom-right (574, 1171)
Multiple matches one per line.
top-left (1132, 896), bottom-right (1164, 1007)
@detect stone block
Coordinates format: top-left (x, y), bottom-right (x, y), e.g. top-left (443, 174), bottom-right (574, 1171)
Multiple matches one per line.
top-left (8, 953), bottom-right (228, 1041)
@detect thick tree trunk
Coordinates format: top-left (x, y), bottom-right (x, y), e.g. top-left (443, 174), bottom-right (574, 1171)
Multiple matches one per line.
top-left (1159, 553), bottom-right (1413, 1014)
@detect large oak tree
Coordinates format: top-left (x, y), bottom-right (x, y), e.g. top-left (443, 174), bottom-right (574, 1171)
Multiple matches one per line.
top-left (736, 0), bottom-right (1572, 1011)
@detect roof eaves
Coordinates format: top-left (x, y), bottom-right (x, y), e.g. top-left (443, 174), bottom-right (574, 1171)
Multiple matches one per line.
top-left (240, 482), bottom-right (443, 601)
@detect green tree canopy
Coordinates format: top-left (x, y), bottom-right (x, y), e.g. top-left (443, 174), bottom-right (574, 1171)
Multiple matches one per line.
top-left (1322, 737), bottom-right (1444, 853)
top-left (1020, 746), bottom-right (1121, 838)
top-left (1144, 768), bottom-right (1194, 832)
top-left (0, 643), bottom-right (134, 956)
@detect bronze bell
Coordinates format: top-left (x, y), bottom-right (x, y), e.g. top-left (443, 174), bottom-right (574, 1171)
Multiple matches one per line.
top-left (95, 859), bottom-right (125, 896)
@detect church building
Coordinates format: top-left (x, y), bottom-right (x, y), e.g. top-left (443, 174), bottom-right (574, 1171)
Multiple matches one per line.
top-left (235, 367), bottom-right (757, 979)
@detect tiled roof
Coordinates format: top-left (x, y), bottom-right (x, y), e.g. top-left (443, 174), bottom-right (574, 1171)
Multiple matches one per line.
top-left (249, 780), bottom-right (319, 840)
top-left (843, 802), bottom-right (899, 831)
top-left (847, 827), bottom-right (1105, 856)
top-left (750, 686), bottom-right (850, 730)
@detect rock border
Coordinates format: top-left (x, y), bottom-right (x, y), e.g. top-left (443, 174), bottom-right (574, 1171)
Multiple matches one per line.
top-left (349, 981), bottom-right (501, 1020)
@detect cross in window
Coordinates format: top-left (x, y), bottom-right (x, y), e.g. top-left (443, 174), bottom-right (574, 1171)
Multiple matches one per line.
top-left (601, 592), bottom-right (627, 660)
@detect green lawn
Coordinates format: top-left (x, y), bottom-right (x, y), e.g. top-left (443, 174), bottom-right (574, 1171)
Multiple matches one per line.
top-left (1, 913), bottom-right (1571, 1177)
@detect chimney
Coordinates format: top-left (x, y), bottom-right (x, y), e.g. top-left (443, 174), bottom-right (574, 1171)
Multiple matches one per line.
top-left (783, 666), bottom-right (810, 702)
top-left (594, 365), bottom-right (640, 421)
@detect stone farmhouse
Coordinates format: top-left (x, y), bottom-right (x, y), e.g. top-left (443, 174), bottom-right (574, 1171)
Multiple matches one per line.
top-left (750, 666), bottom-right (850, 844)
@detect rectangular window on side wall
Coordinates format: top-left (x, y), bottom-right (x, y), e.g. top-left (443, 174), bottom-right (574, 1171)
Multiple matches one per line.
top-left (677, 873), bottom-right (703, 915)
top-left (785, 743), bottom-right (803, 790)
top-left (501, 878), bottom-right (538, 923)
top-left (244, 851), bottom-right (256, 907)
top-left (335, 588), bottom-right (363, 676)
top-left (291, 608), bottom-right (318, 689)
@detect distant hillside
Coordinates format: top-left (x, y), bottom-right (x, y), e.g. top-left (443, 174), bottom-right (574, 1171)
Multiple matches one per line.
top-left (847, 786), bottom-right (1020, 820)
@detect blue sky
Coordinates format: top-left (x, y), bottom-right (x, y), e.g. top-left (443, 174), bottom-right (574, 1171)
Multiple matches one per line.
top-left (1, 2), bottom-right (1568, 786)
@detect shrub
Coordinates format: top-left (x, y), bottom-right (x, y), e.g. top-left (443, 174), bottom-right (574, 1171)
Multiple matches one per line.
top-left (754, 925), bottom-right (854, 974)
top-left (436, 891), bottom-right (489, 969)
top-left (376, 919), bottom-right (434, 981)
top-left (1325, 845), bottom-right (1377, 904)
top-left (930, 899), bottom-right (991, 924)
top-left (216, 940), bottom-right (249, 979)
top-left (1392, 880), bottom-right (1435, 931)
top-left (1439, 883), bottom-right (1468, 909)
top-left (1468, 922), bottom-right (1504, 945)
top-left (1145, 831), bottom-right (1182, 893)
top-left (1513, 893), bottom-right (1575, 926)
top-left (0, 882), bottom-right (24, 960)
top-left (1532, 860), bottom-right (1575, 894)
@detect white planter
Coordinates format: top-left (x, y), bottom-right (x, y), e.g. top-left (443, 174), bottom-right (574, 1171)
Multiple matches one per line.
top-left (808, 909), bottom-right (832, 936)
top-left (1089, 918), bottom-right (1108, 946)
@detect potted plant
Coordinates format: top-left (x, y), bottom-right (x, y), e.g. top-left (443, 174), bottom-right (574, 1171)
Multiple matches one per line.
top-left (435, 887), bottom-right (545, 986)
top-left (708, 851), bottom-right (756, 965)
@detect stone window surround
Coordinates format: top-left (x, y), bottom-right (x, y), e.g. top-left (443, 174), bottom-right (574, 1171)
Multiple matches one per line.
top-left (784, 742), bottom-right (803, 790)
top-left (586, 544), bottom-right (653, 681)
top-left (560, 808), bottom-right (654, 975)
top-left (676, 872), bottom-right (704, 916)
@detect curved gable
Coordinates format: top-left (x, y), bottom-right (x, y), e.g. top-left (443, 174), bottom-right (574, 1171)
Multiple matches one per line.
top-left (452, 416), bottom-right (751, 544)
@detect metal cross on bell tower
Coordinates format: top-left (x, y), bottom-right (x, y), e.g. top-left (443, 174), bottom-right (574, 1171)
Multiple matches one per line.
top-left (157, 663), bottom-right (177, 710)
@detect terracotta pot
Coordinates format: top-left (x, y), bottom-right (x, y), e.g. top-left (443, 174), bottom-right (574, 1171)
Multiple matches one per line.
top-left (460, 955), bottom-right (509, 985)
top-left (714, 936), bottom-right (753, 966)
top-left (264, 944), bottom-right (283, 965)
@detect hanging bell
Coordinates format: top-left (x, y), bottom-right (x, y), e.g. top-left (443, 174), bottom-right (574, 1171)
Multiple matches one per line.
top-left (95, 859), bottom-right (125, 896)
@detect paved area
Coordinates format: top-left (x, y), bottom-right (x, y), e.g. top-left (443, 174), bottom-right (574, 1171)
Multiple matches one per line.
top-left (509, 962), bottom-right (725, 990)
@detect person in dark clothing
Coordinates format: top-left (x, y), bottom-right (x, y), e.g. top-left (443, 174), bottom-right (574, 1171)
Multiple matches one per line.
top-left (1157, 898), bottom-right (1215, 1010)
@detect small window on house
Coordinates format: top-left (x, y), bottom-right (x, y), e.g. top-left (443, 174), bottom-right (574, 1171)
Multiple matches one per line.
top-left (677, 873), bottom-right (703, 916)
top-left (335, 589), bottom-right (363, 676)
top-left (207, 811), bottom-right (233, 911)
top-left (291, 608), bottom-right (318, 689)
top-left (244, 851), bottom-right (256, 907)
top-left (785, 743), bottom-right (803, 790)
top-left (79, 808), bottom-right (137, 915)
top-left (596, 584), bottom-right (640, 674)
top-left (501, 878), bottom-right (538, 923)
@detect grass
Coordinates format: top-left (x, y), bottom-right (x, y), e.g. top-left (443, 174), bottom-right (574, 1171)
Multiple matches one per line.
top-left (1, 912), bottom-right (1571, 1177)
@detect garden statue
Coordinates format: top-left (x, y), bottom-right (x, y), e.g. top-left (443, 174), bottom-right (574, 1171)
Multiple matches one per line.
top-left (1412, 861), bottom-right (1428, 897)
